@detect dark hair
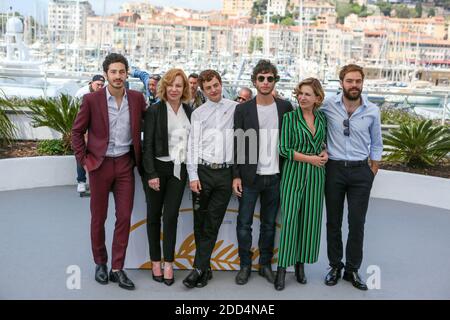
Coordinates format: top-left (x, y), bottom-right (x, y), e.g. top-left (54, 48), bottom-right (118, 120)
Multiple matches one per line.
top-left (339, 64), bottom-right (365, 81)
top-left (251, 59), bottom-right (279, 83)
top-left (188, 73), bottom-right (199, 79)
top-left (102, 53), bottom-right (129, 73)
top-left (198, 69), bottom-right (222, 90)
top-left (150, 74), bottom-right (161, 81)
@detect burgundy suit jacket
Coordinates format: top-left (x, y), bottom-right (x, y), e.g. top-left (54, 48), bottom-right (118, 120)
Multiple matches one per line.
top-left (72, 87), bottom-right (146, 174)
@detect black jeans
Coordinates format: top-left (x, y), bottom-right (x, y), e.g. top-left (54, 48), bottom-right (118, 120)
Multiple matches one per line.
top-left (192, 165), bottom-right (232, 271)
top-left (236, 174), bottom-right (280, 267)
top-left (143, 160), bottom-right (187, 262)
top-left (325, 160), bottom-right (375, 272)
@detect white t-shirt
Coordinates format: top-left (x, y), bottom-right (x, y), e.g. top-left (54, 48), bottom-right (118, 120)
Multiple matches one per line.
top-left (256, 102), bottom-right (279, 175)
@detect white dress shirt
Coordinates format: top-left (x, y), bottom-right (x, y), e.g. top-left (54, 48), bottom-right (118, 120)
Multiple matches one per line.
top-left (156, 102), bottom-right (191, 179)
top-left (187, 98), bottom-right (238, 182)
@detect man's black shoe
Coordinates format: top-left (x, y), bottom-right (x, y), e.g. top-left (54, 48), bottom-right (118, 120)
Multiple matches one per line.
top-left (183, 269), bottom-right (202, 289)
top-left (324, 267), bottom-right (341, 286)
top-left (258, 264), bottom-right (275, 284)
top-left (95, 264), bottom-right (108, 284)
top-left (343, 271), bottom-right (368, 291)
top-left (208, 267), bottom-right (213, 280)
top-left (235, 266), bottom-right (251, 285)
top-left (195, 269), bottom-right (209, 288)
top-left (109, 270), bottom-right (135, 290)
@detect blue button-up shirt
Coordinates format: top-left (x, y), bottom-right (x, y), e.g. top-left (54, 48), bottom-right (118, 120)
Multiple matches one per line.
top-left (321, 92), bottom-right (383, 161)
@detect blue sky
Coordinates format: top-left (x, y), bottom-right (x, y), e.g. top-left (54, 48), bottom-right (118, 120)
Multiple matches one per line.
top-left (0, 0), bottom-right (222, 23)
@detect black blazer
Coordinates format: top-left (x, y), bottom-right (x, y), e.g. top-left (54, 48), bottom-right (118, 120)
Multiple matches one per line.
top-left (142, 100), bottom-right (192, 179)
top-left (233, 97), bottom-right (293, 186)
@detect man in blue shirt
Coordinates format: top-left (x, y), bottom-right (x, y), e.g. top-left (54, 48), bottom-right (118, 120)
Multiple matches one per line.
top-left (321, 64), bottom-right (383, 291)
top-left (129, 69), bottom-right (160, 105)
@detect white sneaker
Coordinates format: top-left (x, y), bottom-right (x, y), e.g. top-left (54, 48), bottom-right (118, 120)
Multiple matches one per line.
top-left (77, 182), bottom-right (86, 193)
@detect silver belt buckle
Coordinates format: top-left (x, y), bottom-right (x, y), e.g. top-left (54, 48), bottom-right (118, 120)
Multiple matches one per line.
top-left (211, 163), bottom-right (219, 169)
top-left (344, 161), bottom-right (349, 167)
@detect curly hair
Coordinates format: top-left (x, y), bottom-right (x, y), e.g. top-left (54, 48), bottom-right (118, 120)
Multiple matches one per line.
top-left (251, 59), bottom-right (279, 83)
top-left (157, 68), bottom-right (191, 103)
top-left (102, 53), bottom-right (129, 73)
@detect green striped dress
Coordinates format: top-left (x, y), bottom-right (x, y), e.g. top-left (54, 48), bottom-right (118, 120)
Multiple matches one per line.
top-left (277, 107), bottom-right (327, 267)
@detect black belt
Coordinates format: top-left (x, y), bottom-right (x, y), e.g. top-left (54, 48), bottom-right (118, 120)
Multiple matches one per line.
top-left (328, 159), bottom-right (368, 167)
top-left (200, 159), bottom-right (231, 169)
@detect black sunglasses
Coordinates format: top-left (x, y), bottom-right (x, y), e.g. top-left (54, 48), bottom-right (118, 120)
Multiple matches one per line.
top-left (257, 75), bottom-right (279, 83)
top-left (236, 96), bottom-right (246, 102)
top-left (343, 119), bottom-right (350, 136)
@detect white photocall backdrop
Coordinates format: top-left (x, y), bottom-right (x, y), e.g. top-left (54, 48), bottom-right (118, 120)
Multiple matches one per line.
top-left (125, 171), bottom-right (283, 270)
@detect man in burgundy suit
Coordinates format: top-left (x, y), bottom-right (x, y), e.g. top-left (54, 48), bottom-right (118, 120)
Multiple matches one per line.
top-left (72, 53), bottom-right (146, 290)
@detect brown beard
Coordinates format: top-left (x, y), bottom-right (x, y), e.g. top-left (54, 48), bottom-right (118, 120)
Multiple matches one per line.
top-left (343, 87), bottom-right (361, 101)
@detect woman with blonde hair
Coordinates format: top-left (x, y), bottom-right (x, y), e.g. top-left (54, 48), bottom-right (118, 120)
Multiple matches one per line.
top-left (142, 68), bottom-right (192, 286)
top-left (274, 78), bottom-right (328, 290)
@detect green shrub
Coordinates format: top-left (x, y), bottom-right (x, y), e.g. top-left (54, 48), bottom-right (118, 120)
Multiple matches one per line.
top-left (37, 139), bottom-right (68, 155)
top-left (27, 94), bottom-right (81, 154)
top-left (381, 106), bottom-right (424, 125)
top-left (0, 94), bottom-right (17, 146)
top-left (383, 120), bottom-right (450, 168)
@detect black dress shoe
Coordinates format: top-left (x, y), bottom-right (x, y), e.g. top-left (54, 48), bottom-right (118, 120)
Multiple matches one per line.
top-left (343, 271), bottom-right (368, 291)
top-left (258, 264), bottom-right (275, 284)
top-left (195, 269), bottom-right (209, 288)
top-left (208, 267), bottom-right (213, 280)
top-left (95, 264), bottom-right (108, 284)
top-left (109, 270), bottom-right (135, 290)
top-left (274, 267), bottom-right (286, 291)
top-left (324, 267), bottom-right (342, 286)
top-left (235, 266), bottom-right (251, 285)
top-left (295, 263), bottom-right (307, 284)
top-left (183, 269), bottom-right (202, 289)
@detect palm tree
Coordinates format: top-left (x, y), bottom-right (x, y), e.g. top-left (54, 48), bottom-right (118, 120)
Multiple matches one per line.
top-left (383, 120), bottom-right (450, 168)
top-left (27, 94), bottom-right (81, 154)
top-left (0, 93), bottom-right (17, 146)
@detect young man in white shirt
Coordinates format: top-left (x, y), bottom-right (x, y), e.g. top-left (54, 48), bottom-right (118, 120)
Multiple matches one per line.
top-left (183, 70), bottom-right (238, 289)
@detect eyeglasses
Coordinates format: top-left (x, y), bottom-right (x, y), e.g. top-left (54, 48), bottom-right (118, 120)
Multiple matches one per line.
top-left (257, 75), bottom-right (279, 83)
top-left (343, 119), bottom-right (350, 136)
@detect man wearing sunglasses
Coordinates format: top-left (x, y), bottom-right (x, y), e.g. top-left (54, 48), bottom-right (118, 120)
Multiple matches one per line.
top-left (233, 60), bottom-right (293, 285)
top-left (129, 68), bottom-right (160, 106)
top-left (235, 87), bottom-right (253, 103)
top-left (321, 64), bottom-right (383, 291)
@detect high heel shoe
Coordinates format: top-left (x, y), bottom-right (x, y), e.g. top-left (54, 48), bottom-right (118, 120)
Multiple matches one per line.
top-left (295, 262), bottom-right (307, 284)
top-left (151, 262), bottom-right (163, 283)
top-left (163, 262), bottom-right (175, 286)
top-left (274, 267), bottom-right (286, 291)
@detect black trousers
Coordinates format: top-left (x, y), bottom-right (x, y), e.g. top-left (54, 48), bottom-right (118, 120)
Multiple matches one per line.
top-left (325, 160), bottom-right (375, 272)
top-left (192, 165), bottom-right (232, 271)
top-left (142, 159), bottom-right (187, 262)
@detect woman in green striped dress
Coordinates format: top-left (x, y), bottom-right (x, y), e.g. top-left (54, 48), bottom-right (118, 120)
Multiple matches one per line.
top-left (274, 78), bottom-right (328, 291)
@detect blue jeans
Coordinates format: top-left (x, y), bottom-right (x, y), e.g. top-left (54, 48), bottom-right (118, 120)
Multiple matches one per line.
top-left (236, 174), bottom-right (280, 267)
top-left (76, 161), bottom-right (86, 183)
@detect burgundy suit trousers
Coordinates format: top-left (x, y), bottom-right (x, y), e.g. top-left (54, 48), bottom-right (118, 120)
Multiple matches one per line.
top-left (89, 152), bottom-right (135, 270)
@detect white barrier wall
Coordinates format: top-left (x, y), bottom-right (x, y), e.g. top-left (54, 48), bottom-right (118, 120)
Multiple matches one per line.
top-left (0, 156), bottom-right (76, 191)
